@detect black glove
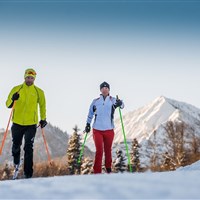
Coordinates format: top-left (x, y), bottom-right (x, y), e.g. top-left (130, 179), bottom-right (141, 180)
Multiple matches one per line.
top-left (114, 99), bottom-right (122, 108)
top-left (85, 123), bottom-right (91, 133)
top-left (40, 120), bottom-right (48, 128)
top-left (12, 92), bottom-right (19, 101)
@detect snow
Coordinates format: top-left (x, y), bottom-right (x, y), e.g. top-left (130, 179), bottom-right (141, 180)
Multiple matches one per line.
top-left (0, 160), bottom-right (200, 199)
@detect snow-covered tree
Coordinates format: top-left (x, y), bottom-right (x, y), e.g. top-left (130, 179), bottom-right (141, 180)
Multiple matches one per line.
top-left (161, 152), bottom-right (176, 171)
top-left (130, 138), bottom-right (141, 172)
top-left (67, 125), bottom-right (81, 175)
top-left (112, 149), bottom-right (127, 173)
top-left (81, 157), bottom-right (93, 174)
top-left (149, 131), bottom-right (160, 171)
top-left (164, 121), bottom-right (187, 169)
top-left (189, 130), bottom-right (200, 163)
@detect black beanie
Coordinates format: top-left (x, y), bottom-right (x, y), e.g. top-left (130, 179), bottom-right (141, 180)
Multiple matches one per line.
top-left (100, 81), bottom-right (110, 90)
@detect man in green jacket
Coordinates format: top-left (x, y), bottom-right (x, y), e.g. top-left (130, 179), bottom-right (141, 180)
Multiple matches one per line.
top-left (6, 68), bottom-right (47, 178)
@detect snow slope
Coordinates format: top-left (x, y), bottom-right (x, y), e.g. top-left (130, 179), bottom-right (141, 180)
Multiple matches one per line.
top-left (0, 160), bottom-right (200, 199)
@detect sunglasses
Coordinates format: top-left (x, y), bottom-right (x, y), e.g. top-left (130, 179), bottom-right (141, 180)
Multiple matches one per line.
top-left (27, 71), bottom-right (37, 75)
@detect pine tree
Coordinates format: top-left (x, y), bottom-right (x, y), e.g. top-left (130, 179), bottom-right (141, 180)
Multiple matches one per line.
top-left (131, 138), bottom-right (141, 172)
top-left (113, 149), bottom-right (127, 173)
top-left (81, 157), bottom-right (93, 174)
top-left (2, 163), bottom-right (12, 180)
top-left (67, 125), bottom-right (81, 175)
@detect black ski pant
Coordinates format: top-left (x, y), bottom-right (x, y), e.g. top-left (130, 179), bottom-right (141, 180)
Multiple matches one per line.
top-left (11, 123), bottom-right (36, 177)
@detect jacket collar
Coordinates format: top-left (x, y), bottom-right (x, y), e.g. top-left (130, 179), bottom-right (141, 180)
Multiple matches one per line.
top-left (100, 94), bottom-right (110, 101)
top-left (23, 82), bottom-right (35, 88)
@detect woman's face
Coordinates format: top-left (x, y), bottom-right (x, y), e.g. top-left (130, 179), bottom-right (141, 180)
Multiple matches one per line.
top-left (100, 87), bottom-right (110, 96)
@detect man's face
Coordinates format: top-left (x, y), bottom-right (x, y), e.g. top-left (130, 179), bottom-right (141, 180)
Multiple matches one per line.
top-left (25, 76), bottom-right (35, 86)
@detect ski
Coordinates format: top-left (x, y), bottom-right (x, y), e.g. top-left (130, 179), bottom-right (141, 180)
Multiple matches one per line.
top-left (12, 158), bottom-right (23, 180)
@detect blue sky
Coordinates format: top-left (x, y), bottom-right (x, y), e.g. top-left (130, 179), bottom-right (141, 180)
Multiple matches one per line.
top-left (0, 0), bottom-right (200, 133)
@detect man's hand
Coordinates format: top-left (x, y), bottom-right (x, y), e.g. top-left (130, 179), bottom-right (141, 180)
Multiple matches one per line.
top-left (12, 92), bottom-right (19, 101)
top-left (40, 120), bottom-right (48, 128)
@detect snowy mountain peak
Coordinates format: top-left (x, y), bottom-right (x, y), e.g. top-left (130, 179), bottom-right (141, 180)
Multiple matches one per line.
top-left (152, 95), bottom-right (167, 103)
top-left (147, 95), bottom-right (200, 122)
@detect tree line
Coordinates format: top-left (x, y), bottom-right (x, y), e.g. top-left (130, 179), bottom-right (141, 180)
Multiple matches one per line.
top-left (1, 121), bottom-right (200, 180)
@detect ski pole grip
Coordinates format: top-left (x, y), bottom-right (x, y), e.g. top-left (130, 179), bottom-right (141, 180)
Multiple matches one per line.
top-left (116, 95), bottom-right (119, 100)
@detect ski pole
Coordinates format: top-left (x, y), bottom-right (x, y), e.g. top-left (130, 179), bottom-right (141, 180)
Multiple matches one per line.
top-left (41, 127), bottom-right (52, 165)
top-left (116, 95), bottom-right (132, 172)
top-left (0, 101), bottom-right (16, 156)
top-left (78, 131), bottom-right (88, 164)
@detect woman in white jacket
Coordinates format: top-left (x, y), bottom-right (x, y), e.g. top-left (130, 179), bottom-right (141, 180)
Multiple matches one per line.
top-left (85, 81), bottom-right (124, 174)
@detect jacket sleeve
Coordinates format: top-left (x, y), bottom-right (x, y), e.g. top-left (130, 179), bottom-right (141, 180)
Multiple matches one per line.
top-left (38, 89), bottom-right (46, 120)
top-left (6, 87), bottom-right (18, 108)
top-left (86, 100), bottom-right (95, 124)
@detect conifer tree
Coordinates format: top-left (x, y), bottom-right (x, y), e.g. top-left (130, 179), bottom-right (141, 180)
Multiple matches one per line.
top-left (113, 149), bottom-right (127, 173)
top-left (81, 157), bottom-right (93, 174)
top-left (131, 138), bottom-right (141, 172)
top-left (67, 125), bottom-right (81, 175)
top-left (2, 163), bottom-right (12, 180)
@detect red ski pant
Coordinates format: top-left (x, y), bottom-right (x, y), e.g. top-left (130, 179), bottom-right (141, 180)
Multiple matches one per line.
top-left (93, 129), bottom-right (114, 174)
